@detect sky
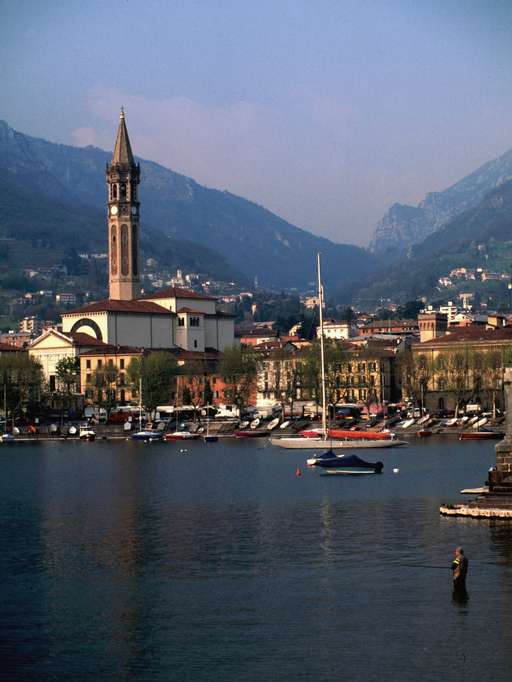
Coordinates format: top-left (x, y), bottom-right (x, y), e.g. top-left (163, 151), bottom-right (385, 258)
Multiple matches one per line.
top-left (2, 0), bottom-right (512, 246)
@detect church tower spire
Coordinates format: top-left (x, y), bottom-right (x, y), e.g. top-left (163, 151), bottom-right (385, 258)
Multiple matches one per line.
top-left (106, 109), bottom-right (141, 300)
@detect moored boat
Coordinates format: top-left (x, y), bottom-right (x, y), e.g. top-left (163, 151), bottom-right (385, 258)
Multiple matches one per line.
top-left (235, 429), bottom-right (268, 438)
top-left (459, 430), bottom-right (503, 441)
top-left (267, 417), bottom-right (280, 431)
top-left (327, 428), bottom-right (393, 441)
top-left (307, 450), bottom-right (383, 474)
top-left (79, 425), bottom-right (96, 441)
top-left (270, 436), bottom-right (406, 449)
top-left (164, 431), bottom-right (200, 441)
top-left (416, 429), bottom-right (432, 438)
top-left (132, 430), bottom-right (162, 442)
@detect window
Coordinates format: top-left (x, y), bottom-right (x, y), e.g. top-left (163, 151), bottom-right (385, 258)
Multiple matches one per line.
top-left (178, 317), bottom-right (185, 327)
top-left (86, 359), bottom-right (91, 369)
top-left (108, 359), bottom-right (114, 367)
top-left (97, 359), bottom-right (102, 368)
top-left (120, 359), bottom-right (125, 369)
top-left (119, 373), bottom-right (125, 386)
top-left (120, 183), bottom-right (127, 199)
top-left (86, 374), bottom-right (91, 384)
top-left (194, 339), bottom-right (198, 348)
top-left (190, 317), bottom-right (200, 327)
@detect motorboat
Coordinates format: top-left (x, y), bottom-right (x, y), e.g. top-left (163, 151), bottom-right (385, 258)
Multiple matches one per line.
top-left (270, 436), bottom-right (406, 449)
top-left (250, 418), bottom-right (260, 430)
top-left (307, 450), bottom-right (383, 474)
top-left (0, 432), bottom-right (15, 444)
top-left (472, 417), bottom-right (488, 430)
top-left (79, 425), bottom-right (96, 441)
top-left (416, 429), bottom-right (432, 438)
top-left (164, 431), bottom-right (200, 441)
top-left (239, 420), bottom-right (250, 429)
top-left (445, 417), bottom-right (458, 427)
top-left (279, 420), bottom-right (290, 430)
top-left (132, 430), bottom-right (162, 442)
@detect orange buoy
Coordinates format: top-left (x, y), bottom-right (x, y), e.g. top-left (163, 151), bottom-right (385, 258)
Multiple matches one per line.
top-left (295, 468), bottom-right (302, 477)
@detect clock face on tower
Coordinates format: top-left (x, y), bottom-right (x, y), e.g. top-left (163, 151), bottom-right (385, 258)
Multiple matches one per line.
top-left (131, 205), bottom-right (138, 215)
top-left (110, 205), bottom-right (118, 216)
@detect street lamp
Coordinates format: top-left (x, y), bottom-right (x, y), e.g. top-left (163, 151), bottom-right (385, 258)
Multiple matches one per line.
top-left (508, 281), bottom-right (512, 310)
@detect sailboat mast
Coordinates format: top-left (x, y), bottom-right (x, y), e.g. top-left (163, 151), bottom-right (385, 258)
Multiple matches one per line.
top-left (317, 252), bottom-right (327, 437)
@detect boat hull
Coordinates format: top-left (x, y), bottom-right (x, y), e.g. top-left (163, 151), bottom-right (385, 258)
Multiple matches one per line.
top-left (459, 431), bottom-right (503, 440)
top-left (270, 437), bottom-right (406, 449)
top-left (132, 431), bottom-right (162, 442)
top-left (164, 432), bottom-right (199, 441)
top-left (235, 430), bottom-right (267, 438)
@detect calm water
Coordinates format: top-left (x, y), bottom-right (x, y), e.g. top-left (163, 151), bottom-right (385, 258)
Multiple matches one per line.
top-left (2, 435), bottom-right (512, 681)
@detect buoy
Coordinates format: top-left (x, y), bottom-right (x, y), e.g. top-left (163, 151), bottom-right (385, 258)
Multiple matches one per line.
top-left (393, 468), bottom-right (399, 474)
top-left (296, 468), bottom-right (302, 477)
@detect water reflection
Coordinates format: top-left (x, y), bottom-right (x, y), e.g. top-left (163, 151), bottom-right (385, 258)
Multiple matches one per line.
top-left (2, 438), bottom-right (512, 680)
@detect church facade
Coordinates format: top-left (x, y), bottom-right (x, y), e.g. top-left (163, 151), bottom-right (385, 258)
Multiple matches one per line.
top-left (60, 110), bottom-right (235, 353)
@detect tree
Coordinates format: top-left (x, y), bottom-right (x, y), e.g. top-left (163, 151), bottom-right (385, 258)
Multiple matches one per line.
top-left (55, 356), bottom-right (80, 395)
top-left (182, 385), bottom-right (192, 405)
top-left (91, 364), bottom-right (119, 418)
top-left (127, 352), bottom-right (178, 415)
top-left (0, 354), bottom-right (44, 421)
top-left (436, 350), bottom-right (468, 416)
top-left (401, 351), bottom-right (433, 410)
top-left (203, 380), bottom-right (214, 406)
top-left (219, 345), bottom-right (257, 416)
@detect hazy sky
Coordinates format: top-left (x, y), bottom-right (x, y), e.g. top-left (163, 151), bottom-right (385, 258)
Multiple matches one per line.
top-left (2, 0), bottom-right (512, 246)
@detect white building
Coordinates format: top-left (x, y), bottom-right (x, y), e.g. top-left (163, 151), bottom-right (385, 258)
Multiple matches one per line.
top-left (317, 320), bottom-right (355, 340)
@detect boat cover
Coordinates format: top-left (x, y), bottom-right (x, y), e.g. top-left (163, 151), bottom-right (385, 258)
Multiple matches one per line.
top-left (315, 451), bottom-right (383, 471)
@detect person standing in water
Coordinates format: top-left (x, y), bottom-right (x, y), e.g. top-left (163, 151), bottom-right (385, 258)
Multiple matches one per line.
top-left (451, 546), bottom-right (469, 592)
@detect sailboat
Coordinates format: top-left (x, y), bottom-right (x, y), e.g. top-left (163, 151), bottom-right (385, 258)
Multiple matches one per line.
top-left (203, 404), bottom-right (218, 442)
top-left (270, 253), bottom-right (405, 451)
top-left (132, 377), bottom-right (162, 441)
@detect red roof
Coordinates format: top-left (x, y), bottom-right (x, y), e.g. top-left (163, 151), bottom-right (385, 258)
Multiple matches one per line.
top-left (63, 332), bottom-right (109, 347)
top-left (177, 307), bottom-right (205, 315)
top-left (79, 345), bottom-right (144, 356)
top-left (0, 342), bottom-right (19, 352)
top-left (140, 286), bottom-right (217, 301)
top-left (418, 326), bottom-right (512, 345)
top-left (65, 299), bottom-right (170, 315)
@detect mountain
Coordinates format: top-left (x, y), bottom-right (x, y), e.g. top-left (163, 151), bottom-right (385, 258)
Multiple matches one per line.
top-left (0, 120), bottom-right (377, 291)
top-left (369, 149), bottom-right (512, 256)
top-left (356, 178), bottom-right (512, 303)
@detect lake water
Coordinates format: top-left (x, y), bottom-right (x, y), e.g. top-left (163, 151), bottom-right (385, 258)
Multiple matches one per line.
top-left (2, 436), bottom-right (512, 681)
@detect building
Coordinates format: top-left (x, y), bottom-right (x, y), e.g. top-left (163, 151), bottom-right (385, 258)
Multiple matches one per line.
top-left (19, 316), bottom-right (43, 336)
top-left (409, 326), bottom-right (512, 414)
top-left (29, 329), bottom-right (108, 391)
top-left (59, 110), bottom-right (235, 354)
top-left (80, 345), bottom-right (144, 404)
top-left (418, 312), bottom-right (448, 343)
top-left (0, 342), bottom-right (20, 356)
top-left (318, 320), bottom-right (355, 340)
top-left (358, 319), bottom-right (418, 336)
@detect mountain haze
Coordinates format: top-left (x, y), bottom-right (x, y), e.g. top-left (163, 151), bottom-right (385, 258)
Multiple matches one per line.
top-left (369, 149), bottom-right (512, 256)
top-left (0, 120), bottom-right (377, 291)
top-left (357, 178), bottom-right (512, 303)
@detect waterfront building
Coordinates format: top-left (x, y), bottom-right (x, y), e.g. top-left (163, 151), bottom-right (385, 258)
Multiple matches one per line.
top-left (409, 326), bottom-right (512, 414)
top-left (28, 328), bottom-right (107, 391)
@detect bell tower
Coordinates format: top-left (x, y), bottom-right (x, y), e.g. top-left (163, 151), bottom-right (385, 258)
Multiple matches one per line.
top-left (106, 109), bottom-right (141, 300)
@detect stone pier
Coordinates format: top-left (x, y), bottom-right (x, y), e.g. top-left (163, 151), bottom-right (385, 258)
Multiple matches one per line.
top-left (440, 367), bottom-right (512, 518)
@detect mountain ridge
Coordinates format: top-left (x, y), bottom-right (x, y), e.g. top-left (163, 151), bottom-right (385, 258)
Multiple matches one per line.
top-left (0, 120), bottom-right (378, 291)
top-left (369, 148), bottom-right (512, 256)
